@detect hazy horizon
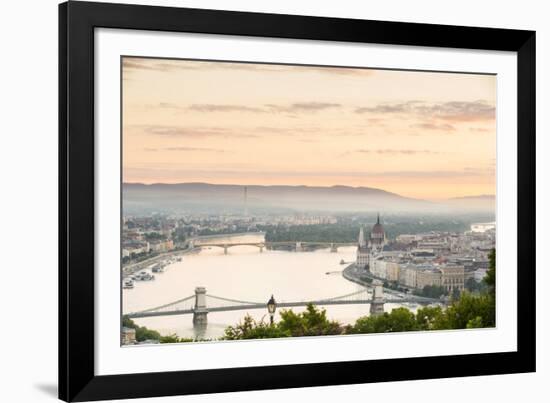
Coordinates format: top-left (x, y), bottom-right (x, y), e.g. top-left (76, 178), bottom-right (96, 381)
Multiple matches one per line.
top-left (123, 57), bottom-right (496, 200)
top-left (123, 181), bottom-right (495, 202)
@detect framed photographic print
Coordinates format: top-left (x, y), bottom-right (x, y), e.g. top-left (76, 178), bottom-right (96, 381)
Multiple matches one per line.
top-left (59, 1), bottom-right (536, 401)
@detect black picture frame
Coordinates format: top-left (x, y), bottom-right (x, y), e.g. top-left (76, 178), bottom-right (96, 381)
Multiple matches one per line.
top-left (59, 1), bottom-right (536, 401)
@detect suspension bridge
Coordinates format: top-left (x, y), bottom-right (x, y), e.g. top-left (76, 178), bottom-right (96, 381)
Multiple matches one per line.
top-left (125, 285), bottom-right (440, 325)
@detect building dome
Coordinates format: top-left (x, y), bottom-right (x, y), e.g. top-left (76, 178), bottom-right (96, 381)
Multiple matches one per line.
top-left (370, 213), bottom-right (386, 244)
top-left (372, 222), bottom-right (384, 235)
top-left (371, 213), bottom-right (384, 235)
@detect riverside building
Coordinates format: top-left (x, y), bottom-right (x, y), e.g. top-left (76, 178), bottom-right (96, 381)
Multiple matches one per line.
top-left (356, 213), bottom-right (387, 270)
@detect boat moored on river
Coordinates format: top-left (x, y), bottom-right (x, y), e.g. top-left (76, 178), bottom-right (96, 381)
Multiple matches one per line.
top-left (135, 271), bottom-right (155, 281)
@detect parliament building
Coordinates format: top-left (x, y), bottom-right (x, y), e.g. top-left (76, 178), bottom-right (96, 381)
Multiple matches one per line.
top-left (356, 213), bottom-right (387, 270)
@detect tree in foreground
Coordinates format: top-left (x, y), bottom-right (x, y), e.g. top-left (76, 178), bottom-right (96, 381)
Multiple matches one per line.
top-left (122, 316), bottom-right (161, 341)
top-left (222, 304), bottom-right (343, 340)
top-left (222, 315), bottom-right (291, 340)
top-left (415, 305), bottom-right (445, 331)
top-left (123, 316), bottom-right (194, 343)
top-left (278, 304), bottom-right (343, 337)
top-left (431, 292), bottom-right (495, 329)
top-left (485, 248), bottom-right (496, 295)
top-left (159, 334), bottom-right (194, 343)
top-left (347, 307), bottom-right (417, 334)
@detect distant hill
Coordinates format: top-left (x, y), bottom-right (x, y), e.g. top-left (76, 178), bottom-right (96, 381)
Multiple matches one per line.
top-left (123, 182), bottom-right (448, 214)
top-left (444, 195), bottom-right (495, 212)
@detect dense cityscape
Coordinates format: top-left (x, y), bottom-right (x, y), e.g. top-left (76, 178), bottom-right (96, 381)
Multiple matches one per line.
top-left (121, 208), bottom-right (495, 345)
top-left (122, 212), bottom-right (495, 294)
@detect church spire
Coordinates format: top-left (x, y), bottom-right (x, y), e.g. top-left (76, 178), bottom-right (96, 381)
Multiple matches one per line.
top-left (376, 212), bottom-right (380, 225)
top-left (358, 227), bottom-right (365, 247)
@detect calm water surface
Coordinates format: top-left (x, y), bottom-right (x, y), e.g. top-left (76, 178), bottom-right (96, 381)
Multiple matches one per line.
top-left (123, 234), bottom-right (406, 340)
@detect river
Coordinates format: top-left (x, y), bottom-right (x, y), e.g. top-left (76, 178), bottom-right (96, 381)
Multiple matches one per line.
top-left (123, 234), bottom-right (407, 340)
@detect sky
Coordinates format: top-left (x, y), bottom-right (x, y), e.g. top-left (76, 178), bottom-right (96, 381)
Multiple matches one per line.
top-left (122, 57), bottom-right (496, 200)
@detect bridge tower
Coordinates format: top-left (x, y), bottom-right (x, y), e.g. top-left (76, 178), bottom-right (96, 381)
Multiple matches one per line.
top-left (223, 244), bottom-right (228, 255)
top-left (296, 242), bottom-right (303, 252)
top-left (369, 280), bottom-right (385, 316)
top-left (259, 244), bottom-right (264, 253)
top-left (330, 243), bottom-right (338, 253)
top-left (192, 287), bottom-right (208, 326)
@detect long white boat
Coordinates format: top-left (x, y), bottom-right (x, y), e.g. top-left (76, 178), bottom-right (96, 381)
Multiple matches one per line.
top-left (134, 271), bottom-right (155, 281)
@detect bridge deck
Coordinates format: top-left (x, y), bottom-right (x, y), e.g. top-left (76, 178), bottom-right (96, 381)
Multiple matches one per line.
top-left (126, 298), bottom-right (438, 319)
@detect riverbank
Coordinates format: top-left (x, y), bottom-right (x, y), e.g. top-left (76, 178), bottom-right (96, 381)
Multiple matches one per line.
top-left (342, 263), bottom-right (372, 287)
top-left (124, 233), bottom-right (268, 276)
top-left (122, 247), bottom-right (200, 276)
top-left (342, 263), bottom-right (440, 304)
